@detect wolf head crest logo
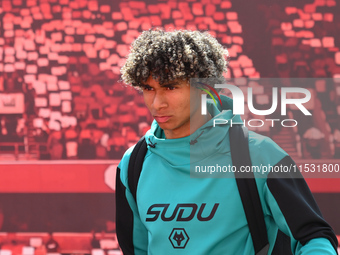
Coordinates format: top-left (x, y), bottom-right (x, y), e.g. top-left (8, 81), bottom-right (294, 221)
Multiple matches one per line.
top-left (173, 232), bottom-right (185, 246)
top-left (169, 228), bottom-right (189, 249)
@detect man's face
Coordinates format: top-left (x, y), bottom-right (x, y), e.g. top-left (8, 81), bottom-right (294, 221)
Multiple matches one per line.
top-left (140, 76), bottom-right (204, 139)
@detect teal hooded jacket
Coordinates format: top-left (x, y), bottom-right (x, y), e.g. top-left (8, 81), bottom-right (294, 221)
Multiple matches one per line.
top-left (116, 95), bottom-right (338, 254)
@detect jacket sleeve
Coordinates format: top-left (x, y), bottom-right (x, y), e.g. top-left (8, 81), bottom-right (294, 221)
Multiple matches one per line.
top-left (264, 155), bottom-right (338, 254)
top-left (115, 152), bottom-right (148, 255)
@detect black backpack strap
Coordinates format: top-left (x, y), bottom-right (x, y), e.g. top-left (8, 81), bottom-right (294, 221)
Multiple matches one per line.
top-left (229, 125), bottom-right (269, 255)
top-left (128, 136), bottom-right (148, 202)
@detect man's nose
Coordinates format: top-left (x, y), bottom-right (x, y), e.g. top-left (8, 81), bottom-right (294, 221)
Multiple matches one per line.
top-left (152, 90), bottom-right (168, 110)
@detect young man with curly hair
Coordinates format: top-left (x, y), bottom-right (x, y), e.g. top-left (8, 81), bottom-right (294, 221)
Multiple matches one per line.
top-left (116, 29), bottom-right (338, 254)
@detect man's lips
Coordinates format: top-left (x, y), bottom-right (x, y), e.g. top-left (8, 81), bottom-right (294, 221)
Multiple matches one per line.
top-left (154, 116), bottom-right (171, 123)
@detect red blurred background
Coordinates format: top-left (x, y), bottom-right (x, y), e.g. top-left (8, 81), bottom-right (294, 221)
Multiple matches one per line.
top-left (0, 0), bottom-right (340, 253)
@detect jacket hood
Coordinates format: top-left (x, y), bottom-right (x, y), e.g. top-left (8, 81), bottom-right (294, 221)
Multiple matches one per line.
top-left (144, 95), bottom-right (243, 167)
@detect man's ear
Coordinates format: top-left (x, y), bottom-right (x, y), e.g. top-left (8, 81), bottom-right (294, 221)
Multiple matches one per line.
top-left (197, 87), bottom-right (206, 95)
top-left (192, 86), bottom-right (207, 99)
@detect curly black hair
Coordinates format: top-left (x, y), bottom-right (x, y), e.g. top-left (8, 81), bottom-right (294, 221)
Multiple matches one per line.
top-left (121, 29), bottom-right (229, 87)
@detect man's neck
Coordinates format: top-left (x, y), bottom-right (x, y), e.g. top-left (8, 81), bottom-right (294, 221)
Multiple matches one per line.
top-left (164, 114), bottom-right (212, 139)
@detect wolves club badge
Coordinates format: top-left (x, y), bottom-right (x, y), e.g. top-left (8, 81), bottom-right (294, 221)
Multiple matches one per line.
top-left (169, 228), bottom-right (189, 249)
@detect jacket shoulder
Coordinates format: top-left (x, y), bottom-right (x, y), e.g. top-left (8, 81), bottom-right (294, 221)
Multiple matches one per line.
top-left (117, 145), bottom-right (136, 188)
top-left (248, 130), bottom-right (288, 165)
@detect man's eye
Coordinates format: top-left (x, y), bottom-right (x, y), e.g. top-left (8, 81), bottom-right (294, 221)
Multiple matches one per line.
top-left (142, 86), bottom-right (153, 91)
top-left (166, 86), bottom-right (176, 90)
